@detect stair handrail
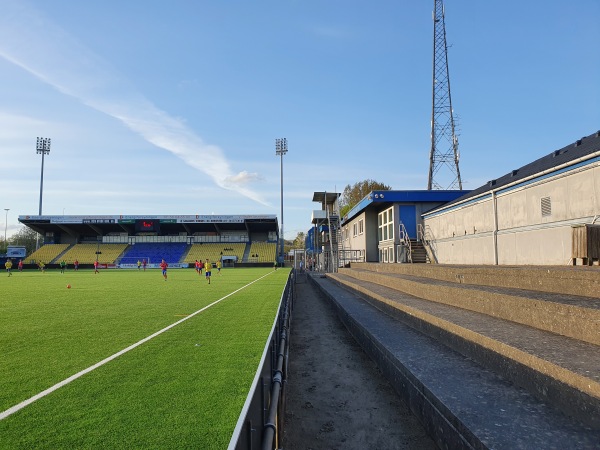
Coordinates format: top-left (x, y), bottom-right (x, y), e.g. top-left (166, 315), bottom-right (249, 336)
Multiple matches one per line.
top-left (326, 211), bottom-right (339, 272)
top-left (398, 222), bottom-right (412, 263)
top-left (417, 224), bottom-right (438, 264)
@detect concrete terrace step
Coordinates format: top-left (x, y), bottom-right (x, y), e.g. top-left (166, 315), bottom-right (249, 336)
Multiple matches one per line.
top-left (309, 274), bottom-right (600, 449)
top-left (352, 262), bottom-right (600, 298)
top-left (328, 272), bottom-right (600, 429)
top-left (338, 267), bottom-right (600, 346)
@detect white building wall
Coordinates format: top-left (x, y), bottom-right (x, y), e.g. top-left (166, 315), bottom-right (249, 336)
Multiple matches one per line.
top-left (345, 212), bottom-right (367, 254)
top-left (430, 234), bottom-right (496, 265)
top-left (497, 226), bottom-right (571, 265)
top-left (424, 159), bottom-right (600, 265)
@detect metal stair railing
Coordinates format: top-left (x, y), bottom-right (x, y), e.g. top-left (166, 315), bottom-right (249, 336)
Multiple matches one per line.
top-left (327, 213), bottom-right (340, 272)
top-left (417, 223), bottom-right (437, 264)
top-left (398, 222), bottom-right (412, 263)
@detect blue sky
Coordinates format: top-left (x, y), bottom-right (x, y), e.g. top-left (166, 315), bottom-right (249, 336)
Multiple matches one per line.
top-left (1, 0), bottom-right (598, 240)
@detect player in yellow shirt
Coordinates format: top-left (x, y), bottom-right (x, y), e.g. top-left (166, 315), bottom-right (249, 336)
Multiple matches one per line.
top-left (216, 260), bottom-right (221, 275)
top-left (205, 259), bottom-right (212, 284)
top-left (5, 259), bottom-right (13, 276)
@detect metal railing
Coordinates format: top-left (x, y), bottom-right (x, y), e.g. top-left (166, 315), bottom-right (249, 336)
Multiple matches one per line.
top-left (398, 222), bottom-right (412, 263)
top-left (338, 249), bottom-right (365, 267)
top-left (228, 270), bottom-right (294, 450)
top-left (417, 224), bottom-right (438, 264)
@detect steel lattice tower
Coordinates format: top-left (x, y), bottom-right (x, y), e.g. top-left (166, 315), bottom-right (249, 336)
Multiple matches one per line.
top-left (428, 0), bottom-right (462, 190)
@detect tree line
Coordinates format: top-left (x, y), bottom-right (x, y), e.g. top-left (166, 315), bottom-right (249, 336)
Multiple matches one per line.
top-left (2, 226), bottom-right (40, 255)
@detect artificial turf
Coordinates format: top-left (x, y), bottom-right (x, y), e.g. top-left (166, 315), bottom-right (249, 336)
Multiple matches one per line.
top-left (0, 266), bottom-right (290, 449)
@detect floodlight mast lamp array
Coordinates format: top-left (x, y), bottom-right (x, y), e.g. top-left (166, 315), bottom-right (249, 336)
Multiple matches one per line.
top-left (275, 138), bottom-right (288, 265)
top-left (36, 137), bottom-right (51, 215)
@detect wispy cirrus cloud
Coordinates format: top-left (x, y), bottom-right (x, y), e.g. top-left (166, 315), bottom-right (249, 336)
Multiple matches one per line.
top-left (0, 0), bottom-right (268, 206)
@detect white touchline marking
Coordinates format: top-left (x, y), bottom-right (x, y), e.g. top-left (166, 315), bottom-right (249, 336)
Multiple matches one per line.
top-left (0, 271), bottom-right (275, 421)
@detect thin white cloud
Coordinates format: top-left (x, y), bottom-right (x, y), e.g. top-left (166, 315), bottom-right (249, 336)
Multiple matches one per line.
top-left (224, 170), bottom-right (265, 185)
top-left (0, 0), bottom-right (269, 206)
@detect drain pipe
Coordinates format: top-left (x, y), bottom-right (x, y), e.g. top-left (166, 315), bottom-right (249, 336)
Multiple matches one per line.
top-left (492, 190), bottom-right (499, 265)
top-left (261, 295), bottom-right (291, 450)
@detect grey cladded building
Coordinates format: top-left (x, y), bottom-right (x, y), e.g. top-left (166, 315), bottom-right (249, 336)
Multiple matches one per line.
top-left (422, 130), bottom-right (600, 265)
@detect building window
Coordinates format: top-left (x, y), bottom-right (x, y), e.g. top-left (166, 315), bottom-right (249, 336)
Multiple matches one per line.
top-left (359, 219), bottom-right (364, 235)
top-left (378, 207), bottom-right (394, 243)
top-left (353, 223), bottom-right (358, 237)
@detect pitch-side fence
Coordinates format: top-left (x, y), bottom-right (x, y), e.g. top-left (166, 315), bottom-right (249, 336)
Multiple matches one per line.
top-left (228, 269), bottom-right (295, 450)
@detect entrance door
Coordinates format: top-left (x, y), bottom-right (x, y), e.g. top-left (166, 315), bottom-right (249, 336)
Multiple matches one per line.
top-left (399, 205), bottom-right (417, 239)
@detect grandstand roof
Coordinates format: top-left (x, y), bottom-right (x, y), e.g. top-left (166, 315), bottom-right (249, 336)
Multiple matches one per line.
top-left (18, 214), bottom-right (279, 237)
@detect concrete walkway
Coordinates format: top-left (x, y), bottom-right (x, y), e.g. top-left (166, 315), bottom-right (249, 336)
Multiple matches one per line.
top-left (281, 274), bottom-right (436, 450)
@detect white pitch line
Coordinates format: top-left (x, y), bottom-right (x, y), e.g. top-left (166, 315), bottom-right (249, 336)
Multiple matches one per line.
top-left (0, 271), bottom-right (275, 421)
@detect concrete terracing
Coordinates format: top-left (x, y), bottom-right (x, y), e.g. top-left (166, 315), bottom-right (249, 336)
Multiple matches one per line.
top-left (351, 262), bottom-right (600, 297)
top-left (310, 263), bottom-right (600, 449)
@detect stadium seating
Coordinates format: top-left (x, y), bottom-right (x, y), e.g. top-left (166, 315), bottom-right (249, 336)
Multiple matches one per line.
top-left (247, 242), bottom-right (277, 263)
top-left (119, 242), bottom-right (189, 265)
top-left (183, 243), bottom-right (246, 264)
top-left (29, 241), bottom-right (277, 266)
top-left (60, 244), bottom-right (128, 264)
top-left (27, 244), bottom-right (70, 264)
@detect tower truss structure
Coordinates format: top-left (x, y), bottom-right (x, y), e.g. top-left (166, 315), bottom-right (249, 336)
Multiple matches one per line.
top-left (428, 0), bottom-right (462, 190)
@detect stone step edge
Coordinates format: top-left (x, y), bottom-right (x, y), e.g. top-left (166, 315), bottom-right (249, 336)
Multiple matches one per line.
top-left (311, 275), bottom-right (600, 446)
top-left (328, 273), bottom-right (600, 428)
top-left (339, 268), bottom-right (600, 346)
top-left (353, 262), bottom-right (600, 298)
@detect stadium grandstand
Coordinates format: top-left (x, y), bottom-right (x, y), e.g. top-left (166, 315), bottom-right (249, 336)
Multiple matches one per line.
top-left (18, 214), bottom-right (279, 268)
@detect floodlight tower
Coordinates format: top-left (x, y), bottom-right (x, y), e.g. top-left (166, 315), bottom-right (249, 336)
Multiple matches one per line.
top-left (3, 208), bottom-right (8, 252)
top-left (36, 137), bottom-right (51, 215)
top-left (428, 0), bottom-right (462, 190)
top-left (275, 138), bottom-right (288, 265)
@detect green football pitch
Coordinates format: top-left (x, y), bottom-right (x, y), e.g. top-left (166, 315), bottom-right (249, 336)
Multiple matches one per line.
top-left (0, 266), bottom-right (290, 449)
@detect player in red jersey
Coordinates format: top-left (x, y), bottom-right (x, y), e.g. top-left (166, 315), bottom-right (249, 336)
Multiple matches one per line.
top-left (160, 259), bottom-right (168, 281)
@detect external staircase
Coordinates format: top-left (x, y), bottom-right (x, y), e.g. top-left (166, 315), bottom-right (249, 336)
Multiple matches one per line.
top-left (408, 239), bottom-right (428, 263)
top-left (326, 213), bottom-right (342, 271)
top-left (309, 263), bottom-right (600, 448)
